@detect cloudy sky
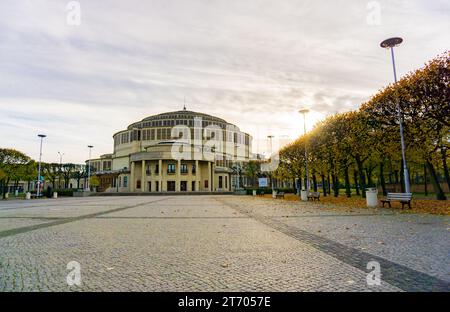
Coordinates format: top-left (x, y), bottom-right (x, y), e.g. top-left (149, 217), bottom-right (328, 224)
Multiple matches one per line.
top-left (0, 0), bottom-right (449, 163)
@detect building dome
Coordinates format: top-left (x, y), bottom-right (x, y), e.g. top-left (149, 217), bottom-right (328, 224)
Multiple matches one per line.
top-left (126, 110), bottom-right (237, 131)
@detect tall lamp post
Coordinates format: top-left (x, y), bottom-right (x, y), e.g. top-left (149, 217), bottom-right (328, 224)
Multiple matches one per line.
top-left (37, 134), bottom-right (46, 197)
top-left (58, 151), bottom-right (64, 189)
top-left (380, 37), bottom-right (410, 193)
top-left (86, 145), bottom-right (93, 191)
top-left (299, 109), bottom-right (310, 192)
top-left (267, 135), bottom-right (274, 191)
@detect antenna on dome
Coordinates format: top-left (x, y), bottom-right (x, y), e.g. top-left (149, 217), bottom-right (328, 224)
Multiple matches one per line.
top-left (183, 96), bottom-right (186, 110)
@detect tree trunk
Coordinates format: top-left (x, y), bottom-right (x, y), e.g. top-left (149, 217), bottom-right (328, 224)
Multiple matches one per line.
top-left (297, 176), bottom-right (302, 193)
top-left (424, 164), bottom-right (428, 196)
top-left (426, 160), bottom-right (446, 200)
top-left (353, 170), bottom-right (360, 195)
top-left (366, 167), bottom-right (374, 188)
top-left (379, 162), bottom-right (387, 196)
top-left (356, 159), bottom-right (366, 198)
top-left (312, 173), bottom-right (318, 192)
top-left (332, 173), bottom-right (339, 197)
top-left (344, 167), bottom-right (351, 197)
top-left (321, 174), bottom-right (327, 197)
top-left (441, 148), bottom-right (450, 192)
top-left (327, 173), bottom-right (331, 195)
top-left (3, 178), bottom-right (10, 199)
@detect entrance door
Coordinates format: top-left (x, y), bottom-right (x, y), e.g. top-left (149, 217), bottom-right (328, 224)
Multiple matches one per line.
top-left (167, 181), bottom-right (175, 192)
top-left (180, 181), bottom-right (187, 191)
top-left (191, 181), bottom-right (195, 191)
top-left (148, 181), bottom-right (151, 192)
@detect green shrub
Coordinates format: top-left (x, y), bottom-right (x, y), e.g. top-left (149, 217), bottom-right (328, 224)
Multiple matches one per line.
top-left (54, 189), bottom-right (75, 197)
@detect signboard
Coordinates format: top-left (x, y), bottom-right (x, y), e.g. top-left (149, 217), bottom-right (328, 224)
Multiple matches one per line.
top-left (258, 178), bottom-right (268, 188)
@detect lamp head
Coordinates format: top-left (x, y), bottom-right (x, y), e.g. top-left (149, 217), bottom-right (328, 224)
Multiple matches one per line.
top-left (38, 134), bottom-right (46, 138)
top-left (298, 109), bottom-right (310, 114)
top-left (380, 37), bottom-right (403, 49)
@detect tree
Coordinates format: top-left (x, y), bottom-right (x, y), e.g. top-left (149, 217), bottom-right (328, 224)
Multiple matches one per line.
top-left (90, 175), bottom-right (100, 191)
top-left (61, 163), bottom-right (76, 189)
top-left (243, 160), bottom-right (261, 187)
top-left (72, 165), bottom-right (87, 189)
top-left (0, 148), bottom-right (31, 198)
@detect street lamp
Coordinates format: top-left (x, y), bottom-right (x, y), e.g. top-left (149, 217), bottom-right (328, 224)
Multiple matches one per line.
top-left (267, 135), bottom-right (274, 191)
top-left (380, 37), bottom-right (410, 193)
top-left (86, 145), bottom-right (93, 191)
top-left (37, 134), bottom-right (46, 197)
top-left (58, 151), bottom-right (64, 189)
top-left (298, 109), bottom-right (310, 192)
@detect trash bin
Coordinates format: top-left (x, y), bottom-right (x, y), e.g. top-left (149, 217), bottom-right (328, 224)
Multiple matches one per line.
top-left (15, 190), bottom-right (19, 197)
top-left (272, 190), bottom-right (277, 199)
top-left (252, 190), bottom-right (256, 197)
top-left (5, 193), bottom-right (9, 199)
top-left (300, 190), bottom-right (308, 201)
top-left (26, 192), bottom-right (31, 200)
top-left (366, 188), bottom-right (378, 207)
top-left (53, 192), bottom-right (58, 199)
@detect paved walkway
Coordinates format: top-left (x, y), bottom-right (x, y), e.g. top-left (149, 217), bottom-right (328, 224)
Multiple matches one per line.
top-left (0, 196), bottom-right (448, 291)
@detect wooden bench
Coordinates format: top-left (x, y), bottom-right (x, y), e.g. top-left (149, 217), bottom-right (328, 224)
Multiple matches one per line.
top-left (381, 193), bottom-right (413, 209)
top-left (307, 192), bottom-right (320, 201)
top-left (275, 192), bottom-right (285, 199)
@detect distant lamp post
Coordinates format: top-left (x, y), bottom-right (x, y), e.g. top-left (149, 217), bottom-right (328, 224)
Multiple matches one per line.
top-left (267, 135), bottom-right (274, 191)
top-left (299, 109), bottom-right (310, 192)
top-left (58, 151), bottom-right (64, 189)
top-left (37, 134), bottom-right (47, 197)
top-left (86, 145), bottom-right (93, 191)
top-left (380, 37), bottom-right (410, 193)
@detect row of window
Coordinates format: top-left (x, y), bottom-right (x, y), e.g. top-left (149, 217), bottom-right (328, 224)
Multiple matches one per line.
top-left (88, 160), bottom-right (111, 172)
top-left (146, 164), bottom-right (195, 175)
top-left (141, 119), bottom-right (226, 129)
top-left (114, 128), bottom-right (250, 146)
top-left (134, 177), bottom-right (228, 191)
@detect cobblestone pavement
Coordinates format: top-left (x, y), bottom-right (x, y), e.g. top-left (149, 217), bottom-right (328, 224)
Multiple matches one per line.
top-left (0, 195), bottom-right (448, 292)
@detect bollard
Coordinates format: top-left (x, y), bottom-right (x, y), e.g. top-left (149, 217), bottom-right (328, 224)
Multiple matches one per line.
top-left (252, 190), bottom-right (256, 197)
top-left (26, 192), bottom-right (31, 200)
top-left (53, 192), bottom-right (58, 199)
top-left (272, 190), bottom-right (277, 199)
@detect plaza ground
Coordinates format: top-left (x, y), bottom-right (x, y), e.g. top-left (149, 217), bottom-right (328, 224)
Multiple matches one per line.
top-left (0, 195), bottom-right (449, 291)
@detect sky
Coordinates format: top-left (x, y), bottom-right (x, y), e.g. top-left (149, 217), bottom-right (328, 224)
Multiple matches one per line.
top-left (0, 0), bottom-right (449, 163)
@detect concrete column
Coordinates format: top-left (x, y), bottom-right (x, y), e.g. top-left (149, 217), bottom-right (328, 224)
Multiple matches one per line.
top-left (159, 159), bottom-right (163, 192)
top-left (141, 160), bottom-right (146, 192)
top-left (195, 160), bottom-right (199, 191)
top-left (208, 162), bottom-right (211, 192)
top-left (130, 161), bottom-right (135, 192)
top-left (176, 159), bottom-right (181, 192)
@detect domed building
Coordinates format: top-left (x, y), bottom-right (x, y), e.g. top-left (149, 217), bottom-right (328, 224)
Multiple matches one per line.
top-left (87, 108), bottom-right (252, 193)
